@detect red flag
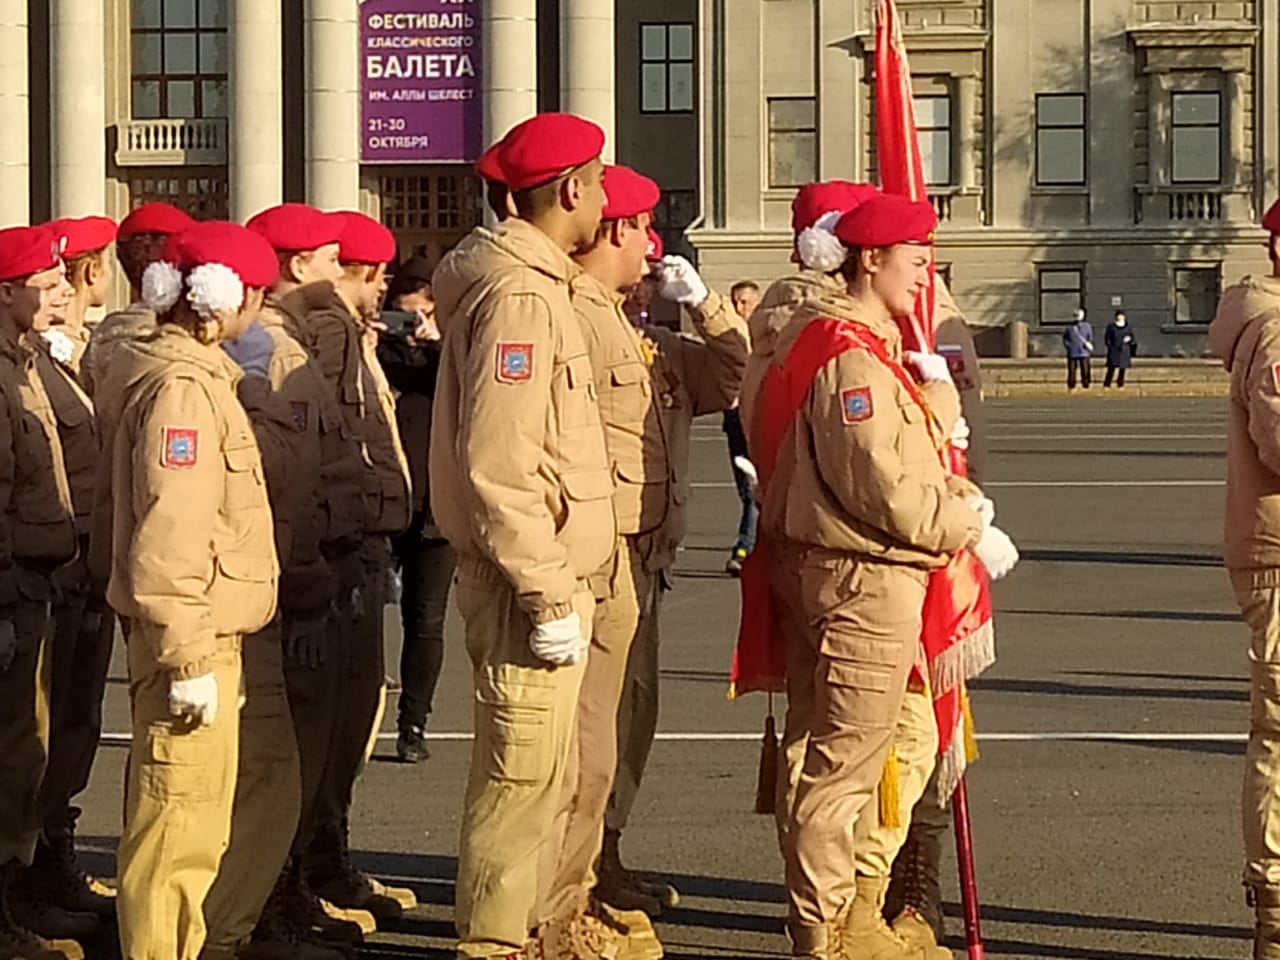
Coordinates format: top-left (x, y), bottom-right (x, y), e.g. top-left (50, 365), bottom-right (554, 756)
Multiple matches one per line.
top-left (874, 0), bottom-right (995, 796)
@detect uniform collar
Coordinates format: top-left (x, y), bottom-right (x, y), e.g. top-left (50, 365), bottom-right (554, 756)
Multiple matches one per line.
top-left (572, 269), bottom-right (625, 308)
top-left (492, 218), bottom-right (581, 285)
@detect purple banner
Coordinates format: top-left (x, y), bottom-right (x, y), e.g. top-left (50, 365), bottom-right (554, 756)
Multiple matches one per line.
top-left (360, 0), bottom-right (482, 164)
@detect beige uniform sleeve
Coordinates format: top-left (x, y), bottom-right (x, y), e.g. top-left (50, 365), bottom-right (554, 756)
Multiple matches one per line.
top-left (660, 289), bottom-right (750, 416)
top-left (460, 292), bottom-right (576, 622)
top-left (1245, 318), bottom-right (1280, 478)
top-left (810, 351), bottom-right (981, 556)
top-left (128, 377), bottom-right (224, 678)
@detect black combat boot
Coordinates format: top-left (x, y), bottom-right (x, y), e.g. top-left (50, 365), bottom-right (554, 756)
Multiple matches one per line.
top-left (885, 824), bottom-right (945, 945)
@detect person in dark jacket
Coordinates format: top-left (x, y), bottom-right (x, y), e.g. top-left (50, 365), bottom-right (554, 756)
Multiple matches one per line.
top-left (376, 256), bottom-right (454, 764)
top-left (1062, 308), bottom-right (1094, 390)
top-left (1104, 310), bottom-right (1138, 388)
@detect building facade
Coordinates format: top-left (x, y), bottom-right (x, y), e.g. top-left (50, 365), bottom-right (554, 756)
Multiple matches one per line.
top-left (7, 1), bottom-right (1278, 353)
top-left (690, 0), bottom-right (1280, 356)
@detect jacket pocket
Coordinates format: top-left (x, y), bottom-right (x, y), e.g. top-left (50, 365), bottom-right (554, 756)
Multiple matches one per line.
top-left (561, 469), bottom-right (614, 504)
top-left (557, 354), bottom-right (599, 431)
top-left (474, 668), bottom-right (557, 785)
top-left (216, 551), bottom-right (275, 583)
top-left (223, 439), bottom-right (266, 511)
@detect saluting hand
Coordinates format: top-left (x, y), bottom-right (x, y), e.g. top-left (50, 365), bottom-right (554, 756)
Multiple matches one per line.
top-left (0, 621), bottom-right (15, 672)
top-left (656, 255), bottom-right (710, 307)
top-left (529, 612), bottom-right (586, 666)
top-left (169, 673), bottom-right (219, 727)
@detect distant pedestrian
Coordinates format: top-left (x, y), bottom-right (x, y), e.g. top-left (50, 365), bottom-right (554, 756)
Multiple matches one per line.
top-left (724, 280), bottom-right (761, 576)
top-left (1063, 308), bottom-right (1094, 390)
top-left (1104, 310), bottom-right (1137, 388)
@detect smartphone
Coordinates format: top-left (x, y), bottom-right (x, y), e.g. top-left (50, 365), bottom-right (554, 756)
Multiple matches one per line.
top-left (380, 309), bottom-right (419, 337)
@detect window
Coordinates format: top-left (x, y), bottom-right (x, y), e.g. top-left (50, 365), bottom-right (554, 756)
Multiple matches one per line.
top-left (127, 168), bottom-right (228, 219)
top-left (1173, 265), bottom-right (1221, 325)
top-left (1036, 94), bottom-right (1086, 186)
top-left (913, 96), bottom-right (952, 187)
top-left (653, 189), bottom-right (699, 261)
top-left (1038, 267), bottom-right (1084, 325)
top-left (640, 24), bottom-right (694, 113)
top-left (768, 98), bottom-right (816, 189)
top-left (1171, 91), bottom-right (1221, 184)
top-left (131, 0), bottom-right (228, 119)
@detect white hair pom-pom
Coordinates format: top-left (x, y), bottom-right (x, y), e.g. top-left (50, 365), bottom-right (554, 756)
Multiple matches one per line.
top-left (187, 263), bottom-right (245, 320)
top-left (141, 261), bottom-right (183, 313)
top-left (795, 210), bottom-right (849, 272)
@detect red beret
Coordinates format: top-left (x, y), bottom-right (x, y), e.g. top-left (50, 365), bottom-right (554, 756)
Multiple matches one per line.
top-left (645, 228), bottom-right (663, 261)
top-left (164, 221), bottom-right (280, 289)
top-left (0, 225), bottom-right (62, 283)
top-left (791, 181), bottom-right (880, 234)
top-left (1264, 198), bottom-right (1280, 235)
top-left (491, 113), bottom-right (605, 192)
top-left (476, 141), bottom-right (504, 183)
top-left (334, 211), bottom-right (396, 265)
top-left (118, 202), bottom-right (195, 239)
top-left (246, 203), bottom-right (342, 253)
top-left (602, 165), bottom-right (660, 221)
top-left (835, 195), bottom-right (937, 249)
top-left (51, 216), bottom-right (117, 259)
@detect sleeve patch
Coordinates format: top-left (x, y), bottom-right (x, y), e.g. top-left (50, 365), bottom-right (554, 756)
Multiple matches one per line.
top-left (162, 427), bottom-right (199, 469)
top-left (290, 400), bottom-right (310, 431)
top-left (496, 342), bottom-right (534, 383)
top-left (841, 387), bottom-right (874, 424)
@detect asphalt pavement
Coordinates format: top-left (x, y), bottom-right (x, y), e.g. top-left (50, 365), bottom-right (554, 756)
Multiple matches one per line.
top-left (76, 395), bottom-right (1251, 960)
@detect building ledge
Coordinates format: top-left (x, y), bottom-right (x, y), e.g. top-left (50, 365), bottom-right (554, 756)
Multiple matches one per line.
top-left (115, 119), bottom-right (227, 167)
top-left (1128, 21), bottom-right (1258, 49)
top-left (853, 25), bottom-right (989, 55)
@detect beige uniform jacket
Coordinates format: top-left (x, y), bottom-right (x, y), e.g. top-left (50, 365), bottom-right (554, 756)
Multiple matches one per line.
top-left (746, 296), bottom-right (981, 567)
top-left (32, 338), bottom-right (97, 538)
top-left (106, 326), bottom-right (279, 680)
top-left (574, 274), bottom-right (748, 571)
top-left (284, 286), bottom-right (411, 538)
top-left (83, 303), bottom-right (157, 400)
top-left (256, 301), bottom-right (365, 613)
top-left (0, 328), bottom-right (77, 609)
top-left (430, 220), bottom-right (616, 623)
top-left (1209, 275), bottom-right (1280, 570)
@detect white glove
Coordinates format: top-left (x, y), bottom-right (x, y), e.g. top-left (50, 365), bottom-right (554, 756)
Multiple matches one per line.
top-left (169, 673), bottom-right (219, 726)
top-left (972, 525), bottom-right (1019, 582)
top-left (951, 415), bottom-right (971, 451)
top-left (41, 328), bottom-right (76, 364)
top-left (529, 612), bottom-right (586, 666)
top-left (964, 491), bottom-right (996, 528)
top-left (904, 351), bottom-right (953, 385)
top-left (656, 255), bottom-right (709, 307)
top-left (0, 621), bottom-right (15, 672)
top-left (223, 322), bottom-right (273, 380)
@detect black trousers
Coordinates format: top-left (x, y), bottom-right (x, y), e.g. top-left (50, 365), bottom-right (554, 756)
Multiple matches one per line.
top-left (1104, 365), bottom-right (1127, 387)
top-left (393, 510), bottom-right (456, 730)
top-left (1067, 357), bottom-right (1092, 389)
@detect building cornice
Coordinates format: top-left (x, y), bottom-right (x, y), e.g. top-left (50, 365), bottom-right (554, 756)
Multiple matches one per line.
top-left (1128, 22), bottom-right (1259, 49)
top-left (852, 26), bottom-right (990, 56)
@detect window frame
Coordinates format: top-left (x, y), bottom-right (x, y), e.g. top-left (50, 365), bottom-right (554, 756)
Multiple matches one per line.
top-left (1037, 265), bottom-right (1085, 327)
top-left (766, 97), bottom-right (817, 190)
top-left (1171, 263), bottom-right (1222, 326)
top-left (1170, 90), bottom-right (1223, 186)
top-left (639, 22), bottom-right (695, 115)
top-left (1035, 93), bottom-right (1087, 187)
top-left (913, 94), bottom-right (953, 188)
top-left (130, 0), bottom-right (229, 120)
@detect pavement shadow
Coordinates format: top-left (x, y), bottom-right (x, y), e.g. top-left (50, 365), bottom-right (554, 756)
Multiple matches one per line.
top-left (958, 903), bottom-right (1249, 940)
top-left (969, 676), bottom-right (1246, 703)
top-left (1006, 608), bottom-right (1239, 624)
top-left (1019, 548), bottom-right (1222, 567)
top-left (1060, 670), bottom-right (1241, 683)
top-left (973, 938), bottom-right (1238, 960)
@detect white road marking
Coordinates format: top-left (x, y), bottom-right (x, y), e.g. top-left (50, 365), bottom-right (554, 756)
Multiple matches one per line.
top-left (96, 731), bottom-right (1246, 744)
top-left (691, 479), bottom-right (1223, 490)
top-left (993, 433), bottom-right (1223, 441)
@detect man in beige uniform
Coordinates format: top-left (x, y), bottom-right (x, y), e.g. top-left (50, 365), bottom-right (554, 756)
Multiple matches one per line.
top-left (745, 196), bottom-right (1016, 960)
top-left (0, 225), bottom-right (79, 960)
top-left (107, 222), bottom-right (281, 960)
top-left (430, 112), bottom-right (614, 959)
top-left (24, 217), bottom-right (117, 927)
top-left (1210, 198), bottom-right (1280, 960)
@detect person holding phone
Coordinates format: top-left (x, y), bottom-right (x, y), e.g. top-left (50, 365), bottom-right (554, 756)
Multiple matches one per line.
top-left (375, 256), bottom-right (454, 764)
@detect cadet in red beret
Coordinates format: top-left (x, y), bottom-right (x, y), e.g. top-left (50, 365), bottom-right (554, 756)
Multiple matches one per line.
top-left (430, 111), bottom-right (614, 956)
top-left (31, 217), bottom-right (122, 911)
top-left (332, 211), bottom-right (397, 338)
top-left (246, 203), bottom-right (344, 294)
top-left (0, 221), bottom-right (80, 955)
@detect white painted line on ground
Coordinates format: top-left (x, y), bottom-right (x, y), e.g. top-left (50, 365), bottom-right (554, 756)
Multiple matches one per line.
top-left (97, 730), bottom-right (1246, 745)
top-left (993, 433), bottom-right (1223, 441)
top-left (692, 479), bottom-right (1223, 490)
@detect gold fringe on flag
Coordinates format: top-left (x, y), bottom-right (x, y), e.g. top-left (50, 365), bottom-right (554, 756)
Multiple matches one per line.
top-left (878, 746), bottom-right (901, 829)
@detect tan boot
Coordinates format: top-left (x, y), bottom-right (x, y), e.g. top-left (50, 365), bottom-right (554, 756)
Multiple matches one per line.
top-left (890, 909), bottom-right (951, 960)
top-left (844, 876), bottom-right (929, 960)
top-left (1250, 884), bottom-right (1280, 960)
top-left (788, 917), bottom-right (846, 960)
top-left (244, 870), bottom-right (351, 960)
top-left (535, 908), bottom-right (621, 960)
top-left (591, 897), bottom-right (664, 960)
top-left (595, 830), bottom-right (677, 918)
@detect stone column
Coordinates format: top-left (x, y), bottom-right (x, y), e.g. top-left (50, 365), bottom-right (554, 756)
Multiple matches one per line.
top-left (1224, 67), bottom-right (1247, 191)
top-left (1147, 72), bottom-right (1170, 188)
top-left (50, 0), bottom-right (105, 217)
top-left (0, 0), bottom-right (28, 225)
top-left (483, 0), bottom-right (538, 149)
top-left (956, 74), bottom-right (977, 192)
top-left (229, 0), bottom-right (283, 220)
top-left (560, 0), bottom-right (615, 159)
top-left (306, 0), bottom-right (360, 209)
